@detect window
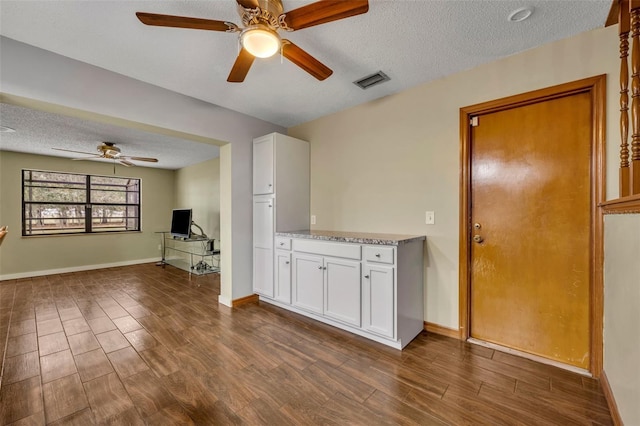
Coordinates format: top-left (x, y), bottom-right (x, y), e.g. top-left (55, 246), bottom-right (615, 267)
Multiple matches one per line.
top-left (22, 170), bottom-right (141, 236)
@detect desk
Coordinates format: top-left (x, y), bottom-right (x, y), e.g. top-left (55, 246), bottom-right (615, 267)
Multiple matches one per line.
top-left (156, 232), bottom-right (220, 275)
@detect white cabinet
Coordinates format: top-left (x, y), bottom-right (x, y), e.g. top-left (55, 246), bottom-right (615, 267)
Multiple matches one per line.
top-left (252, 133), bottom-right (309, 297)
top-left (363, 246), bottom-right (394, 264)
top-left (253, 133), bottom-right (309, 232)
top-left (275, 237), bottom-right (291, 250)
top-left (253, 196), bottom-right (274, 297)
top-left (275, 250), bottom-right (291, 304)
top-left (362, 246), bottom-right (396, 339)
top-left (253, 197), bottom-right (274, 249)
top-left (324, 258), bottom-right (361, 327)
top-left (254, 247), bottom-right (274, 297)
top-left (260, 233), bottom-right (425, 350)
top-left (292, 239), bottom-right (361, 323)
top-left (291, 251), bottom-right (361, 326)
top-left (275, 237), bottom-right (292, 304)
top-left (292, 253), bottom-right (324, 314)
top-left (253, 136), bottom-right (274, 195)
top-left (362, 264), bottom-right (394, 338)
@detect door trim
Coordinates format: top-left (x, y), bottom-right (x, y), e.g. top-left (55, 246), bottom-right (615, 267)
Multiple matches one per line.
top-left (458, 75), bottom-right (606, 376)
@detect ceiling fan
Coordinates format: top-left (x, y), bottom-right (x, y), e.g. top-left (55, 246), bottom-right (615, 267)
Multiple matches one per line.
top-left (135, 0), bottom-right (369, 83)
top-left (53, 142), bottom-right (159, 167)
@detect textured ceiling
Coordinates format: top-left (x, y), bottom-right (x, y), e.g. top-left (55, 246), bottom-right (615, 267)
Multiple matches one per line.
top-left (0, 104), bottom-right (220, 170)
top-left (0, 0), bottom-right (610, 129)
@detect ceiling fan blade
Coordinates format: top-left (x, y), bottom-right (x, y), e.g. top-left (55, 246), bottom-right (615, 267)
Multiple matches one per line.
top-left (136, 12), bottom-right (233, 32)
top-left (236, 0), bottom-right (259, 8)
top-left (283, 0), bottom-right (369, 31)
top-left (71, 157), bottom-right (103, 162)
top-left (52, 148), bottom-right (98, 156)
top-left (282, 40), bottom-right (333, 81)
top-left (120, 160), bottom-right (135, 167)
top-left (227, 48), bottom-right (255, 83)
top-left (128, 156), bottom-right (159, 163)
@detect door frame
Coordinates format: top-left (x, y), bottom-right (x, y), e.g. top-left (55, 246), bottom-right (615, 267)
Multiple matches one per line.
top-left (458, 75), bottom-right (606, 376)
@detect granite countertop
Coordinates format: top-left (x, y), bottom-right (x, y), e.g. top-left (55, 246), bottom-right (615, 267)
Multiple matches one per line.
top-left (275, 230), bottom-right (426, 246)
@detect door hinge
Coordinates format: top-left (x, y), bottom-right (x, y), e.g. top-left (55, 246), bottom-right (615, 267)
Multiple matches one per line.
top-left (470, 116), bottom-right (479, 127)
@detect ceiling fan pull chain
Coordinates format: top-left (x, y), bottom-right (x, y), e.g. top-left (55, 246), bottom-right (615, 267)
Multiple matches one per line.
top-left (280, 44), bottom-right (283, 64)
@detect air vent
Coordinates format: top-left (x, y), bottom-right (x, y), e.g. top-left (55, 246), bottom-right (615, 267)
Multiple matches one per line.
top-left (353, 71), bottom-right (390, 89)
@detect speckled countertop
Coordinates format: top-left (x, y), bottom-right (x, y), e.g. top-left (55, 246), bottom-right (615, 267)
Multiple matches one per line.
top-left (275, 230), bottom-right (426, 246)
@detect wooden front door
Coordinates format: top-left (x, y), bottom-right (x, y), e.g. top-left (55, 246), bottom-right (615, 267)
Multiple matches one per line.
top-left (462, 79), bottom-right (604, 370)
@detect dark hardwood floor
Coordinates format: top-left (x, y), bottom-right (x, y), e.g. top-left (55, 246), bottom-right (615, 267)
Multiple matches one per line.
top-left (0, 263), bottom-right (613, 425)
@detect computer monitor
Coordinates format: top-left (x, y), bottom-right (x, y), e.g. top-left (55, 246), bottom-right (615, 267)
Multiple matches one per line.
top-left (170, 208), bottom-right (192, 239)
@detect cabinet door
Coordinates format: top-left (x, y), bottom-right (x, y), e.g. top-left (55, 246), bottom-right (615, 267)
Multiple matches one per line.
top-left (254, 247), bottom-right (274, 297)
top-left (324, 258), bottom-right (361, 327)
top-left (275, 250), bottom-right (291, 304)
top-left (253, 197), bottom-right (274, 249)
top-left (362, 264), bottom-right (395, 338)
top-left (253, 136), bottom-right (274, 195)
top-left (292, 253), bottom-right (323, 314)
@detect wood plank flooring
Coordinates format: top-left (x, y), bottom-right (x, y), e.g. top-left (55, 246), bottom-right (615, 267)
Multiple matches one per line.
top-left (0, 263), bottom-right (613, 425)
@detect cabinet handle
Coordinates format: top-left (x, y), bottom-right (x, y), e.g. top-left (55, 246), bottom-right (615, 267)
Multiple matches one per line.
top-left (375, 253), bottom-right (381, 257)
top-left (318, 266), bottom-right (323, 270)
top-left (279, 242), bottom-right (284, 246)
top-left (364, 275), bottom-right (370, 279)
top-left (268, 184), bottom-right (273, 187)
top-left (323, 267), bottom-right (327, 270)
top-left (285, 261), bottom-right (290, 264)
top-left (268, 205), bottom-right (272, 208)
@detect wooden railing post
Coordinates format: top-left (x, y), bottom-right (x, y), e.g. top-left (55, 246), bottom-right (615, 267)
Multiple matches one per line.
top-left (620, 0), bottom-right (631, 197)
top-left (632, 0), bottom-right (640, 194)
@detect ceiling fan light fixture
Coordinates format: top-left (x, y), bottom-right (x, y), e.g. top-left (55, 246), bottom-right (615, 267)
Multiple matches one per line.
top-left (240, 25), bottom-right (281, 58)
top-left (99, 142), bottom-right (121, 158)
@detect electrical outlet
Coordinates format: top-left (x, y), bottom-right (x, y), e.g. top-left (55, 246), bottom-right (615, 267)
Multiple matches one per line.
top-left (425, 211), bottom-right (435, 225)
top-left (311, 215), bottom-right (316, 225)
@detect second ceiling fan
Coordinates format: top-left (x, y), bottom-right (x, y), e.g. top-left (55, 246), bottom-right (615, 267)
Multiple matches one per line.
top-left (136, 0), bottom-right (369, 83)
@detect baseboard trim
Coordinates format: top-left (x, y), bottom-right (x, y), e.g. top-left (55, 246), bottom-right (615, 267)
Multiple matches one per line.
top-left (0, 258), bottom-right (161, 281)
top-left (600, 371), bottom-right (623, 425)
top-left (217, 295), bottom-right (232, 307)
top-left (424, 321), bottom-right (460, 339)
top-left (232, 294), bottom-right (259, 307)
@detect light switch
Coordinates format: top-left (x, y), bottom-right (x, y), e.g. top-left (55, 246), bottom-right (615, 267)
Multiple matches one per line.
top-left (311, 215), bottom-right (316, 225)
top-left (425, 211), bottom-right (435, 225)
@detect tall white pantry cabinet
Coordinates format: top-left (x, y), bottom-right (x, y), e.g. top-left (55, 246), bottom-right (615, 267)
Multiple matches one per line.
top-left (252, 133), bottom-right (310, 298)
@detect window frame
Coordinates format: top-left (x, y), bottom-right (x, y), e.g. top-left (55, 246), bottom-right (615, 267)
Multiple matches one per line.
top-left (21, 169), bottom-right (142, 236)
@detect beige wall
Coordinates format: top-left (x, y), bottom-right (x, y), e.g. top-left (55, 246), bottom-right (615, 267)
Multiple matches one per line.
top-left (603, 214), bottom-right (640, 425)
top-left (0, 150), bottom-right (174, 278)
top-left (174, 157), bottom-right (220, 241)
top-left (288, 25), bottom-right (619, 329)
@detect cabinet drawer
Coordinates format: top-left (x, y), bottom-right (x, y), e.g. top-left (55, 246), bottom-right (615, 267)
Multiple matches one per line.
top-left (363, 246), bottom-right (395, 264)
top-left (293, 239), bottom-right (361, 260)
top-left (275, 237), bottom-right (291, 250)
